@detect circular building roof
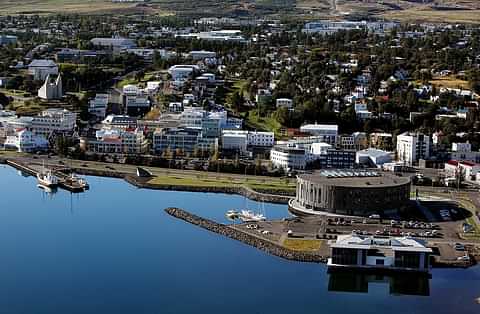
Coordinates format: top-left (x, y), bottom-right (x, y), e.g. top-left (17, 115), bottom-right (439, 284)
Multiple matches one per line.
top-left (298, 170), bottom-right (410, 188)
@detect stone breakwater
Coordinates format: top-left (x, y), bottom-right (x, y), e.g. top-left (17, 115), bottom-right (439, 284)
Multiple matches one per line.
top-left (165, 207), bottom-right (326, 263)
top-left (126, 175), bottom-right (292, 204)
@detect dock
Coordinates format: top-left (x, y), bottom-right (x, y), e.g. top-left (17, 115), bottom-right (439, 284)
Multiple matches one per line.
top-left (6, 160), bottom-right (88, 192)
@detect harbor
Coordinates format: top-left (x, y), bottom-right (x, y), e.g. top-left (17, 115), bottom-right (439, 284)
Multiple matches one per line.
top-left (6, 160), bottom-right (89, 192)
top-left (0, 165), bottom-right (479, 313)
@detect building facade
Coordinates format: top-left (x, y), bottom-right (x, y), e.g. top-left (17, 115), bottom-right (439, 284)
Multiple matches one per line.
top-left (396, 132), bottom-right (431, 165)
top-left (270, 146), bottom-right (306, 171)
top-left (82, 128), bottom-right (148, 154)
top-left (299, 124), bottom-right (338, 145)
top-left (328, 234), bottom-right (431, 273)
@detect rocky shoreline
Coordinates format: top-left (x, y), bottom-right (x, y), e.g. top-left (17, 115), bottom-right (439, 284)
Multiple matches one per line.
top-left (165, 207), bottom-right (326, 263)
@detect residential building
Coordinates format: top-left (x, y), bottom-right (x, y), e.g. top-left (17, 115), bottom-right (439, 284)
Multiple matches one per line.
top-left (38, 74), bottom-right (63, 100)
top-left (396, 132), bottom-right (431, 165)
top-left (28, 59), bottom-right (58, 81)
top-left (153, 127), bottom-right (217, 154)
top-left (8, 109), bottom-right (76, 139)
top-left (88, 94), bottom-right (109, 119)
top-left (450, 142), bottom-right (480, 163)
top-left (102, 115), bottom-right (137, 130)
top-left (356, 148), bottom-right (392, 167)
top-left (188, 50), bottom-right (217, 60)
top-left (256, 89), bottom-right (272, 105)
top-left (328, 234), bottom-right (431, 273)
top-left (4, 129), bottom-right (49, 152)
top-left (339, 134), bottom-right (354, 150)
top-left (370, 132), bottom-right (393, 151)
top-left (122, 85), bottom-right (151, 116)
top-left (90, 37), bottom-right (136, 51)
top-left (352, 132), bottom-right (368, 150)
top-left (82, 128), bottom-right (148, 154)
top-left (270, 146), bottom-right (306, 171)
top-left (0, 35), bottom-right (17, 45)
top-left (299, 124), bottom-right (338, 145)
top-left (444, 160), bottom-right (480, 184)
top-left (276, 98), bottom-right (293, 109)
top-left (168, 65), bottom-right (199, 81)
top-left (221, 131), bottom-right (247, 153)
top-left (318, 149), bottom-right (356, 169)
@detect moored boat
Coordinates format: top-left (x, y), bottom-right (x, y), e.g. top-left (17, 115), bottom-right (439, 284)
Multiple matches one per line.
top-left (37, 171), bottom-right (59, 187)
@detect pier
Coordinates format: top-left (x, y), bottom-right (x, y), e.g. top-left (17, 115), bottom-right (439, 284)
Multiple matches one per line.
top-left (6, 160), bottom-right (88, 192)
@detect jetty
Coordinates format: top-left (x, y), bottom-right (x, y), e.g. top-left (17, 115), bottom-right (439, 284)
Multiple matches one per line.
top-left (6, 160), bottom-right (88, 192)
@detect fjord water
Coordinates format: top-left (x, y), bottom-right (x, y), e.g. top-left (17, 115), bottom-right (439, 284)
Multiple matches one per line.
top-left (0, 165), bottom-right (479, 314)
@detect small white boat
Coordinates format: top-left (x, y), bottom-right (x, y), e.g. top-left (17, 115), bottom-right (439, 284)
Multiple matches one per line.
top-left (240, 210), bottom-right (266, 222)
top-left (37, 171), bottom-right (59, 187)
top-left (226, 210), bottom-right (240, 219)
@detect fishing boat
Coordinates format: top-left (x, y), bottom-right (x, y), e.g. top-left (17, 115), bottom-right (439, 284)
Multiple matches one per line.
top-left (37, 163), bottom-right (59, 188)
top-left (64, 173), bottom-right (89, 190)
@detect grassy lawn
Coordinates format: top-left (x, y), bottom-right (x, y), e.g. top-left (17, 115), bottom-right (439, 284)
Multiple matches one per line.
top-left (245, 111), bottom-right (283, 135)
top-left (148, 174), bottom-right (295, 192)
top-left (463, 216), bottom-right (480, 240)
top-left (283, 239), bottom-right (323, 252)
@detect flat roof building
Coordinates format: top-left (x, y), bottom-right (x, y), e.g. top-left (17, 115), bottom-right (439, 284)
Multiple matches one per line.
top-left (328, 234), bottom-right (432, 273)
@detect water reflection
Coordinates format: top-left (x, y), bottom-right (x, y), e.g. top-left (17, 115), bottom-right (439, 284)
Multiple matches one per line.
top-left (328, 271), bottom-right (430, 296)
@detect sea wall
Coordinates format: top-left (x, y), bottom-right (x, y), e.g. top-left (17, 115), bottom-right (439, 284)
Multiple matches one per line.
top-left (165, 207), bottom-right (326, 263)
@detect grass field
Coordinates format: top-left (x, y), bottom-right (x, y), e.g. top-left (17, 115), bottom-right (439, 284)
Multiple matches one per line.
top-left (283, 238), bottom-right (323, 252)
top-left (430, 76), bottom-right (470, 90)
top-left (148, 174), bottom-right (296, 193)
top-left (382, 8), bottom-right (480, 25)
top-left (0, 0), bottom-right (167, 15)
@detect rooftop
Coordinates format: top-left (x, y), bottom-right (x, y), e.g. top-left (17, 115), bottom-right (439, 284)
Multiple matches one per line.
top-left (298, 171), bottom-right (410, 187)
top-left (332, 234), bottom-right (432, 253)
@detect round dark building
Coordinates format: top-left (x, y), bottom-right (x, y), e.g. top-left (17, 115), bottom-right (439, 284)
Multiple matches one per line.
top-left (290, 170), bottom-right (411, 216)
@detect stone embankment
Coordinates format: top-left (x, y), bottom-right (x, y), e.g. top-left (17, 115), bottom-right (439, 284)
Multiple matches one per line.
top-left (126, 175), bottom-right (292, 204)
top-left (165, 207), bottom-right (326, 263)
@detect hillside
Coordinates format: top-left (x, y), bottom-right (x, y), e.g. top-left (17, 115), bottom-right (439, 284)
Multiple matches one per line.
top-left (0, 0), bottom-right (479, 24)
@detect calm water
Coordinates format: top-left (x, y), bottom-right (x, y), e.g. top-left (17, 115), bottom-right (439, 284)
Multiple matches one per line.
top-left (0, 165), bottom-right (479, 314)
